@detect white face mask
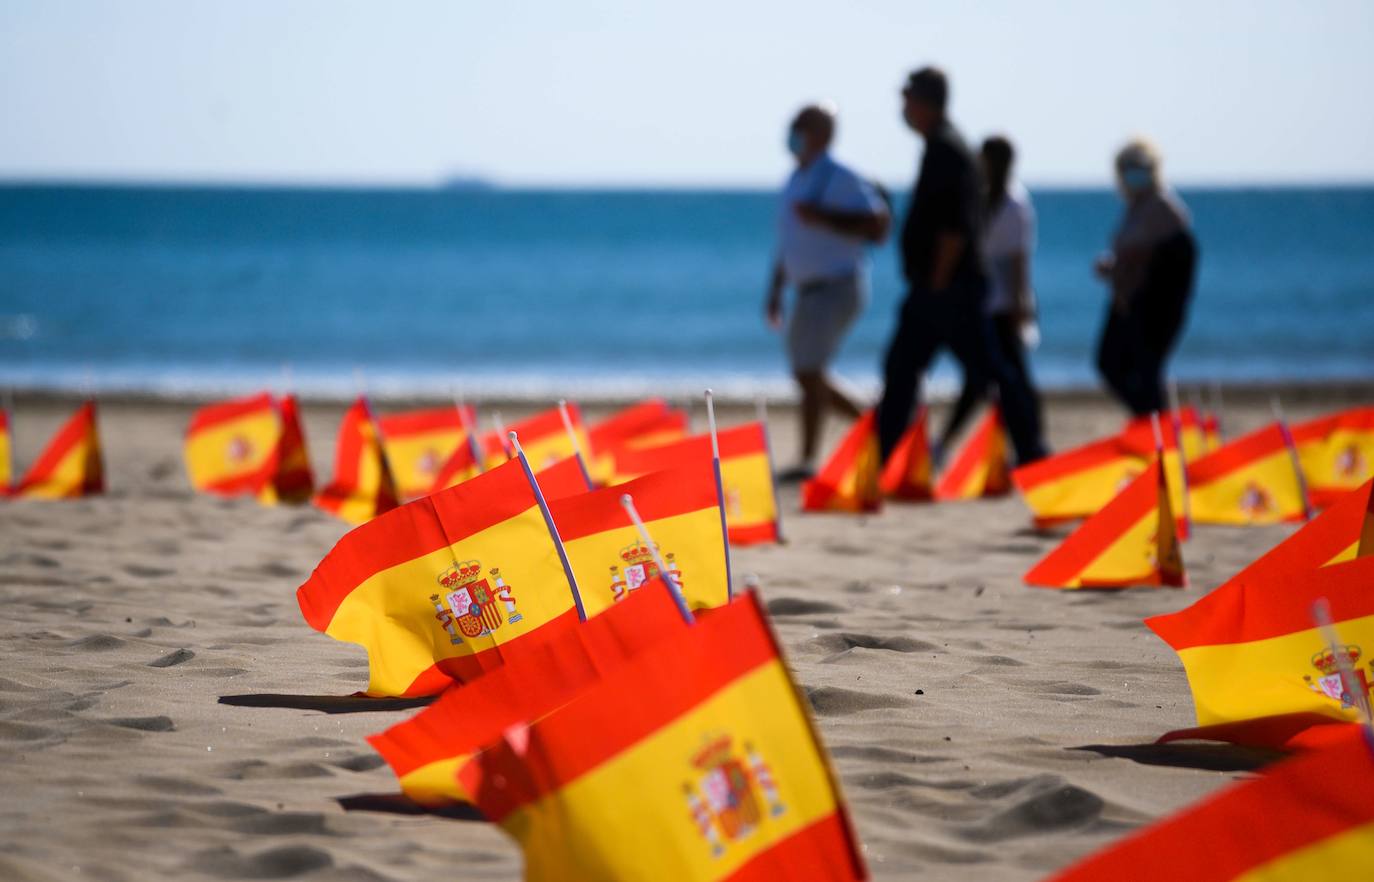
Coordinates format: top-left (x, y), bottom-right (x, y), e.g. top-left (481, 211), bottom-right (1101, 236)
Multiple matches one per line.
top-left (1121, 166), bottom-right (1154, 193)
top-left (786, 130), bottom-right (806, 158)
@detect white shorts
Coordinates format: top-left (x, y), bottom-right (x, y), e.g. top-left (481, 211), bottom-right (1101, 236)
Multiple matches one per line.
top-left (786, 275), bottom-right (865, 373)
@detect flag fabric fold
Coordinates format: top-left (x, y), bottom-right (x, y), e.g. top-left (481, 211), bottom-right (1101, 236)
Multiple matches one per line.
top-left (802, 411), bottom-right (882, 513)
top-left (1187, 422), bottom-right (1309, 526)
top-left (878, 408), bottom-right (933, 502)
top-left (297, 457), bottom-right (582, 697)
top-left (460, 591), bottom-right (868, 882)
top-left (1024, 458), bottom-right (1185, 589)
top-left (313, 397), bottom-right (399, 525)
top-left (15, 400), bottom-right (104, 499)
top-left (184, 393), bottom-right (280, 497)
top-left (934, 407), bottom-right (1010, 500)
top-left (256, 394), bottom-right (314, 505)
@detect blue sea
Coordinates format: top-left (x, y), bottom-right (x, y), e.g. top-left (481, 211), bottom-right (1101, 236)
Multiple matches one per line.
top-left (0, 184), bottom-right (1371, 401)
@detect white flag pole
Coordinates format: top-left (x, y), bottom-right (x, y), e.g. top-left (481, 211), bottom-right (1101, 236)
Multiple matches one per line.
top-left (492, 412), bottom-right (512, 460)
top-left (1271, 396), bottom-right (1314, 521)
top-left (510, 430), bottom-right (586, 621)
top-left (1313, 598), bottom-right (1374, 731)
top-left (620, 493), bottom-right (695, 623)
top-left (1166, 379), bottom-right (1192, 536)
top-left (705, 389), bottom-right (734, 597)
top-left (754, 392), bottom-right (785, 545)
top-left (453, 387), bottom-right (485, 474)
top-left (558, 399), bottom-right (595, 490)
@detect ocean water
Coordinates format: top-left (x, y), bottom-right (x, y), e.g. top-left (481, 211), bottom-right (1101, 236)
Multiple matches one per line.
top-left (0, 184), bottom-right (1371, 401)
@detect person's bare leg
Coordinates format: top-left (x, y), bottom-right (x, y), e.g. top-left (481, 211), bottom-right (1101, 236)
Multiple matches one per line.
top-left (796, 371), bottom-right (825, 463)
top-left (820, 374), bottom-right (863, 420)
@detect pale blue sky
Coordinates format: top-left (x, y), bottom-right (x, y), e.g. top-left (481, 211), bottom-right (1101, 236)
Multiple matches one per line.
top-left (2, 1), bottom-right (1371, 187)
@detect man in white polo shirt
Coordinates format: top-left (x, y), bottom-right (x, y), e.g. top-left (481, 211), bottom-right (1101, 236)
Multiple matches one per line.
top-left (764, 104), bottom-right (889, 481)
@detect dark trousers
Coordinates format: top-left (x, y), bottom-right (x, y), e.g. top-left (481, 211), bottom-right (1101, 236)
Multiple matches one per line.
top-left (944, 314), bottom-right (1043, 448)
top-left (1096, 306), bottom-right (1173, 415)
top-left (877, 283), bottom-right (1047, 466)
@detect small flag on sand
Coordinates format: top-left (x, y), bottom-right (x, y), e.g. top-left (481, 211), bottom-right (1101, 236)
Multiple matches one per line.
top-left (257, 394), bottom-right (314, 505)
top-left (878, 408), bottom-right (933, 502)
top-left (459, 592), bottom-right (868, 882)
top-left (16, 400), bottom-right (104, 499)
top-left (1187, 422), bottom-right (1310, 526)
top-left (1024, 458), bottom-right (1185, 589)
top-left (297, 457), bottom-right (582, 697)
top-left (1012, 434), bottom-right (1149, 528)
top-left (184, 393), bottom-right (281, 497)
top-left (1290, 406), bottom-right (1374, 509)
top-left (586, 399), bottom-right (689, 483)
top-left (934, 407), bottom-right (1010, 500)
top-left (616, 423), bottom-right (781, 546)
top-left (486, 404), bottom-right (590, 472)
top-left (533, 455), bottom-right (594, 501)
top-left (1047, 725), bottom-right (1374, 881)
top-left (1145, 553), bottom-right (1374, 730)
top-left (367, 581), bottom-right (691, 808)
top-left (377, 406), bottom-right (474, 501)
top-left (802, 411), bottom-right (882, 513)
top-left (313, 397), bottom-right (399, 524)
top-left (550, 460), bottom-right (729, 618)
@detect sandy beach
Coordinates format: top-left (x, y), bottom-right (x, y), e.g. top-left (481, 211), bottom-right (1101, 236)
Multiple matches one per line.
top-left (1, 387), bottom-right (1369, 882)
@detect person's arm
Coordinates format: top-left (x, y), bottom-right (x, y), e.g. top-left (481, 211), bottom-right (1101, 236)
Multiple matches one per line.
top-left (764, 258), bottom-right (785, 330)
top-left (794, 204), bottom-right (889, 242)
top-left (1008, 250), bottom-right (1031, 323)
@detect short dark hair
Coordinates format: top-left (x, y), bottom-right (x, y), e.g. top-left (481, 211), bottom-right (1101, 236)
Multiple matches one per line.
top-left (904, 66), bottom-right (948, 111)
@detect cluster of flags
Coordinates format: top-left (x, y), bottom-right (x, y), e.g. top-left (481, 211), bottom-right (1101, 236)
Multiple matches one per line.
top-left (292, 398), bottom-right (866, 880)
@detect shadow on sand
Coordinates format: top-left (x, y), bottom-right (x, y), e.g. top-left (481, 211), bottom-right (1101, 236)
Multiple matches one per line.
top-left (337, 792), bottom-right (486, 822)
top-left (1070, 742), bottom-right (1283, 772)
top-left (218, 693), bottom-right (434, 714)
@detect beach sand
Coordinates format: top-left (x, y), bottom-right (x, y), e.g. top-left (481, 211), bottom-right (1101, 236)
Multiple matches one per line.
top-left (1, 388), bottom-right (1367, 882)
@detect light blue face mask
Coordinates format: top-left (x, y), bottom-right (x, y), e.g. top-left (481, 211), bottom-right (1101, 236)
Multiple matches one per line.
top-left (786, 129), bottom-right (806, 158)
top-left (1121, 165), bottom-right (1154, 192)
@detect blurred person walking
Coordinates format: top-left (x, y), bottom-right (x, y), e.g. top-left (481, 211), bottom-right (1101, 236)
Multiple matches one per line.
top-left (876, 67), bottom-right (1046, 468)
top-left (765, 104), bottom-right (890, 481)
top-left (1094, 139), bottom-right (1198, 415)
top-left (938, 135), bottom-right (1044, 463)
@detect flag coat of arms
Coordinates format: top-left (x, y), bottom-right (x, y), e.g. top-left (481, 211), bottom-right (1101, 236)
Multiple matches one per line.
top-left (587, 399), bottom-right (689, 483)
top-left (1047, 725), bottom-right (1374, 881)
top-left (1024, 458), bottom-right (1185, 589)
top-left (934, 407), bottom-right (1010, 500)
top-left (1291, 407), bottom-right (1374, 508)
top-left (802, 411), bottom-right (882, 513)
top-left (459, 592), bottom-right (868, 882)
top-left (377, 406), bottom-right (474, 501)
top-left (487, 404), bottom-right (591, 472)
top-left (368, 582), bottom-right (692, 808)
top-left (184, 393), bottom-right (281, 497)
top-left (15, 400), bottom-right (104, 499)
top-left (0, 406), bottom-right (11, 494)
top-left (549, 459), bottom-right (730, 618)
top-left (297, 457), bottom-right (583, 697)
top-left (878, 408), bottom-right (933, 501)
top-left (615, 423), bottom-right (781, 546)
top-left (313, 397), bottom-right (400, 525)
top-left (1146, 554), bottom-right (1374, 729)
top-left (1187, 422), bottom-right (1309, 526)
top-left (256, 394), bottom-right (314, 505)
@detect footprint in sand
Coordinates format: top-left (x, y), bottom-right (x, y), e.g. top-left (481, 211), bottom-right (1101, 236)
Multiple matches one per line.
top-left (957, 775), bottom-right (1105, 842)
top-left (66, 634), bottom-right (128, 651)
top-left (148, 649), bottom-right (195, 668)
top-left (101, 715), bottom-right (176, 732)
top-left (766, 597), bottom-right (844, 616)
top-left (187, 844), bottom-right (338, 879)
top-left (804, 685), bottom-right (911, 716)
top-left (813, 632), bottom-right (939, 654)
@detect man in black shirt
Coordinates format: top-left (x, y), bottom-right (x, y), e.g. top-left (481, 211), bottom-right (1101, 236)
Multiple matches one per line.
top-left (876, 66), bottom-right (1047, 467)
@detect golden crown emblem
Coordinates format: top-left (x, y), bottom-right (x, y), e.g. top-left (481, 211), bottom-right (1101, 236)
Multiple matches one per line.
top-left (1312, 644), bottom-right (1362, 676)
top-left (619, 543), bottom-right (656, 567)
top-left (691, 734), bottom-right (734, 771)
top-left (438, 560), bottom-right (483, 589)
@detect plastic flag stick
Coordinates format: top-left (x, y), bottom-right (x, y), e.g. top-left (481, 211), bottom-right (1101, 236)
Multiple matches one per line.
top-left (1313, 597), bottom-right (1374, 730)
top-left (705, 389), bottom-right (734, 595)
top-left (511, 431), bottom-right (586, 621)
top-left (558, 399), bottom-right (594, 490)
top-left (1272, 396), bottom-right (1315, 521)
top-left (750, 392), bottom-right (786, 544)
top-left (492, 412), bottom-right (512, 460)
top-left (1167, 380), bottom-right (1192, 534)
top-left (453, 388), bottom-right (485, 474)
top-left (620, 493), bottom-right (695, 624)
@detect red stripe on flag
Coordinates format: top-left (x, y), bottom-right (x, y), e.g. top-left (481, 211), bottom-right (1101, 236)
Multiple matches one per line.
top-left (1011, 435), bottom-right (1133, 491)
top-left (376, 406), bottom-right (468, 438)
top-left (1186, 422), bottom-right (1287, 485)
top-left (18, 401), bottom-right (100, 493)
top-left (185, 393), bottom-right (275, 436)
top-left (723, 813), bottom-right (867, 882)
top-left (1023, 461), bottom-right (1160, 587)
top-left (550, 461), bottom-right (719, 542)
top-left (616, 423), bottom-right (769, 474)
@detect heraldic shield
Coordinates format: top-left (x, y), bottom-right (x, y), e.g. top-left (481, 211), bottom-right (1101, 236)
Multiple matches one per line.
top-left (682, 733), bottom-right (786, 858)
top-left (431, 560), bottom-right (523, 643)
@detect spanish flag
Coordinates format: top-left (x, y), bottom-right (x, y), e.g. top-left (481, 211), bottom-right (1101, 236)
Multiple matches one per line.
top-left (16, 401), bottom-right (104, 499)
top-left (1291, 407), bottom-right (1374, 509)
top-left (297, 457), bottom-right (583, 697)
top-left (1024, 458), bottom-right (1185, 589)
top-left (1046, 725), bottom-right (1374, 882)
top-left (1122, 410), bottom-right (1196, 539)
top-left (488, 404), bottom-right (590, 472)
top-left (184, 393), bottom-right (280, 497)
top-left (615, 423), bottom-right (781, 545)
top-left (377, 406), bottom-right (474, 501)
top-left (1012, 434), bottom-right (1149, 528)
top-left (934, 406), bottom-right (1010, 500)
top-left (587, 399), bottom-right (689, 483)
top-left (0, 406), bottom-right (11, 494)
top-left (533, 455), bottom-right (594, 502)
top-left (1146, 553), bottom-right (1374, 730)
top-left (367, 581), bottom-right (691, 808)
top-left (460, 592), bottom-right (867, 881)
top-left (257, 394), bottom-right (314, 506)
top-left (879, 408), bottom-right (933, 502)
top-left (431, 430), bottom-right (484, 494)
top-left (313, 398), bottom-right (399, 525)
top-left (1187, 422), bottom-right (1310, 526)
top-left (550, 459), bottom-right (730, 618)
top-left (802, 411), bottom-right (882, 513)
top-left (1203, 410), bottom-right (1224, 452)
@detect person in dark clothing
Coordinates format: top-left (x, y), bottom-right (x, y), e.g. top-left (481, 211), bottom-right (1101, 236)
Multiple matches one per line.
top-left (876, 66), bottom-right (1047, 467)
top-left (1094, 138), bottom-right (1198, 415)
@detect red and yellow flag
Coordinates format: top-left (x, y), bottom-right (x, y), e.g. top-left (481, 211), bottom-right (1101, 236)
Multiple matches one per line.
top-left (1146, 553), bottom-right (1374, 729)
top-left (184, 393), bottom-right (280, 497)
top-left (257, 394), bottom-right (314, 505)
top-left (431, 431), bottom-right (484, 494)
top-left (1203, 410), bottom-right (1223, 452)
top-left (313, 397), bottom-right (399, 525)
top-left (0, 406), bottom-right (11, 494)
top-left (377, 406), bottom-right (474, 501)
top-left (487, 404), bottom-right (590, 472)
top-left (550, 459), bottom-right (730, 618)
top-left (1291, 407), bottom-right (1374, 509)
top-left (1187, 422), bottom-right (1310, 525)
top-left (801, 411), bottom-right (881, 513)
top-left (615, 423), bottom-right (781, 545)
top-left (16, 401), bottom-right (104, 499)
top-left (1024, 458), bottom-right (1185, 589)
top-left (934, 406), bottom-right (1010, 500)
top-left (533, 455), bottom-right (594, 501)
top-left (587, 399), bottom-right (689, 482)
top-left (368, 582), bottom-right (691, 808)
top-left (460, 592), bottom-right (868, 882)
top-left (297, 457), bottom-right (583, 697)
top-left (1012, 434), bottom-right (1149, 528)
top-left (1047, 725), bottom-right (1374, 882)
top-left (878, 408), bottom-right (933, 502)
